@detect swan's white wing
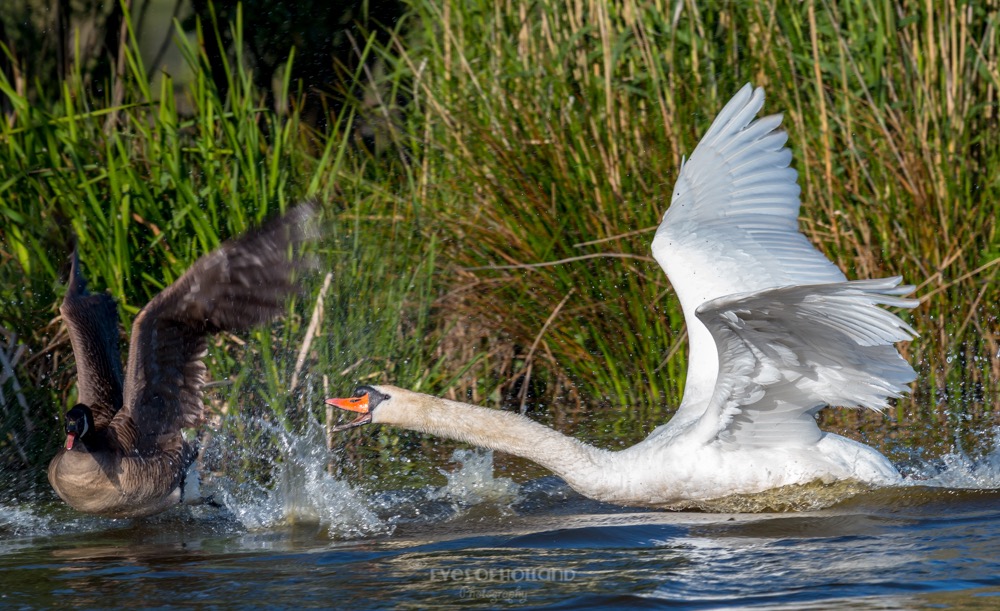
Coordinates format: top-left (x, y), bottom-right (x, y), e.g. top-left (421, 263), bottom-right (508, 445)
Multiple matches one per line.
top-left (653, 84), bottom-right (845, 296)
top-left (650, 84), bottom-right (847, 419)
top-left (687, 279), bottom-right (917, 448)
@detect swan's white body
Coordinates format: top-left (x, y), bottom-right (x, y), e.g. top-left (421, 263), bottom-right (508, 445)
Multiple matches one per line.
top-left (331, 84), bottom-right (917, 508)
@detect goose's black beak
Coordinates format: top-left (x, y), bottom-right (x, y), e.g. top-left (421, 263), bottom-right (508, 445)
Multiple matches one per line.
top-left (65, 432), bottom-right (77, 450)
top-left (325, 393), bottom-right (372, 431)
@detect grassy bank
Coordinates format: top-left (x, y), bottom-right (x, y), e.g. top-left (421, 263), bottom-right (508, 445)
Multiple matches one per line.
top-left (0, 13), bottom-right (445, 486)
top-left (2, 0), bottom-right (999, 489)
top-left (379, 0), bottom-right (1000, 452)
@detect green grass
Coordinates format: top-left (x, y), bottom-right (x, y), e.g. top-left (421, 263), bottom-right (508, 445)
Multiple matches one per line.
top-left (368, 0), bottom-right (1000, 454)
top-left (0, 10), bottom-right (444, 487)
top-left (2, 0), bottom-right (999, 490)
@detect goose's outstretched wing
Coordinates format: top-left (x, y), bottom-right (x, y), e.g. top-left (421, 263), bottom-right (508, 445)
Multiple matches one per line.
top-left (688, 279), bottom-right (918, 448)
top-left (60, 249), bottom-right (125, 429)
top-left (651, 84), bottom-right (849, 419)
top-left (111, 203), bottom-right (316, 453)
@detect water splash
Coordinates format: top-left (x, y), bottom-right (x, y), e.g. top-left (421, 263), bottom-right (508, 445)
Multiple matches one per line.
top-left (212, 420), bottom-right (390, 539)
top-left (0, 497), bottom-right (127, 542)
top-left (428, 448), bottom-right (521, 509)
top-left (903, 427), bottom-right (1000, 489)
top-left (0, 505), bottom-right (54, 538)
top-left (361, 449), bottom-right (524, 528)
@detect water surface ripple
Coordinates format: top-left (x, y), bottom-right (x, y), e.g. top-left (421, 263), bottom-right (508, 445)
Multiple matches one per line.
top-left (2, 484), bottom-right (999, 609)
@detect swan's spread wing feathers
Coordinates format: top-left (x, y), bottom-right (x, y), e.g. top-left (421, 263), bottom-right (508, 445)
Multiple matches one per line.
top-left (114, 204), bottom-right (315, 453)
top-left (689, 279), bottom-right (917, 448)
top-left (60, 248), bottom-right (125, 429)
top-left (650, 84), bottom-right (848, 419)
top-left (652, 84), bottom-right (845, 307)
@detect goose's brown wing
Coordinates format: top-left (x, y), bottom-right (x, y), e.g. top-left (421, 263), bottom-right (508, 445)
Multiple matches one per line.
top-left (111, 203), bottom-right (316, 452)
top-left (60, 249), bottom-right (125, 429)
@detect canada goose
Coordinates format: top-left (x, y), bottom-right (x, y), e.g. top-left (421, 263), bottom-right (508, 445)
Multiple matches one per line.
top-left (48, 203), bottom-right (315, 518)
top-left (326, 85), bottom-right (918, 508)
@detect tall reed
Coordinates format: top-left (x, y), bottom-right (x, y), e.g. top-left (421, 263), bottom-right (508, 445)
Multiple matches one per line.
top-left (0, 9), bottom-right (443, 484)
top-left (369, 0), bottom-right (1000, 451)
top-left (3, 0), bottom-right (998, 486)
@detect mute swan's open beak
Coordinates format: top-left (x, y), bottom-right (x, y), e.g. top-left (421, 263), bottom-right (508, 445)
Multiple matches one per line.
top-left (325, 393), bottom-right (372, 431)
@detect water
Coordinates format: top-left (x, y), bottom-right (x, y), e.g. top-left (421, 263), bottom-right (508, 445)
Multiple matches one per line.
top-left (3, 438), bottom-right (1000, 609)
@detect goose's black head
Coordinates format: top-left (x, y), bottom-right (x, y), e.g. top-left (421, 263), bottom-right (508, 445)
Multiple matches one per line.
top-left (63, 404), bottom-right (94, 450)
top-left (325, 385), bottom-right (391, 431)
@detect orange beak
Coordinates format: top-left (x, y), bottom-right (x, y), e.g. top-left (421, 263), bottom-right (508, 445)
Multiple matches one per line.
top-left (325, 393), bottom-right (373, 431)
top-left (65, 432), bottom-right (76, 450)
top-left (325, 394), bottom-right (370, 413)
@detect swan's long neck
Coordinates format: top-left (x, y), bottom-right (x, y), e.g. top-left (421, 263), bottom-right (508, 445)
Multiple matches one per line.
top-left (377, 389), bottom-right (634, 501)
top-left (671, 315), bottom-right (719, 425)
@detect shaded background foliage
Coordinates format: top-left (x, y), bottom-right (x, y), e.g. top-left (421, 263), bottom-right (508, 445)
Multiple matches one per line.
top-left (1, 0), bottom-right (999, 494)
top-left (0, 0), bottom-right (403, 122)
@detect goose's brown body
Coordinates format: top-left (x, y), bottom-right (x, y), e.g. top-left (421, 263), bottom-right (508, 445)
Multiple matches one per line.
top-left (48, 204), bottom-right (314, 518)
top-left (48, 442), bottom-right (194, 518)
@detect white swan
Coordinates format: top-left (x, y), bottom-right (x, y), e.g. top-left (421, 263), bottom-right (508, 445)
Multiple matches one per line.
top-left (327, 84), bottom-right (918, 507)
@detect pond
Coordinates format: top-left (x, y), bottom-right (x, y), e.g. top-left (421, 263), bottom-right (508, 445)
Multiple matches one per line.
top-left (3, 436), bottom-right (1000, 609)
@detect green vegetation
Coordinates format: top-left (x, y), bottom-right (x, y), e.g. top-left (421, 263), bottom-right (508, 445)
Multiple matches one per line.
top-left (2, 1), bottom-right (999, 492)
